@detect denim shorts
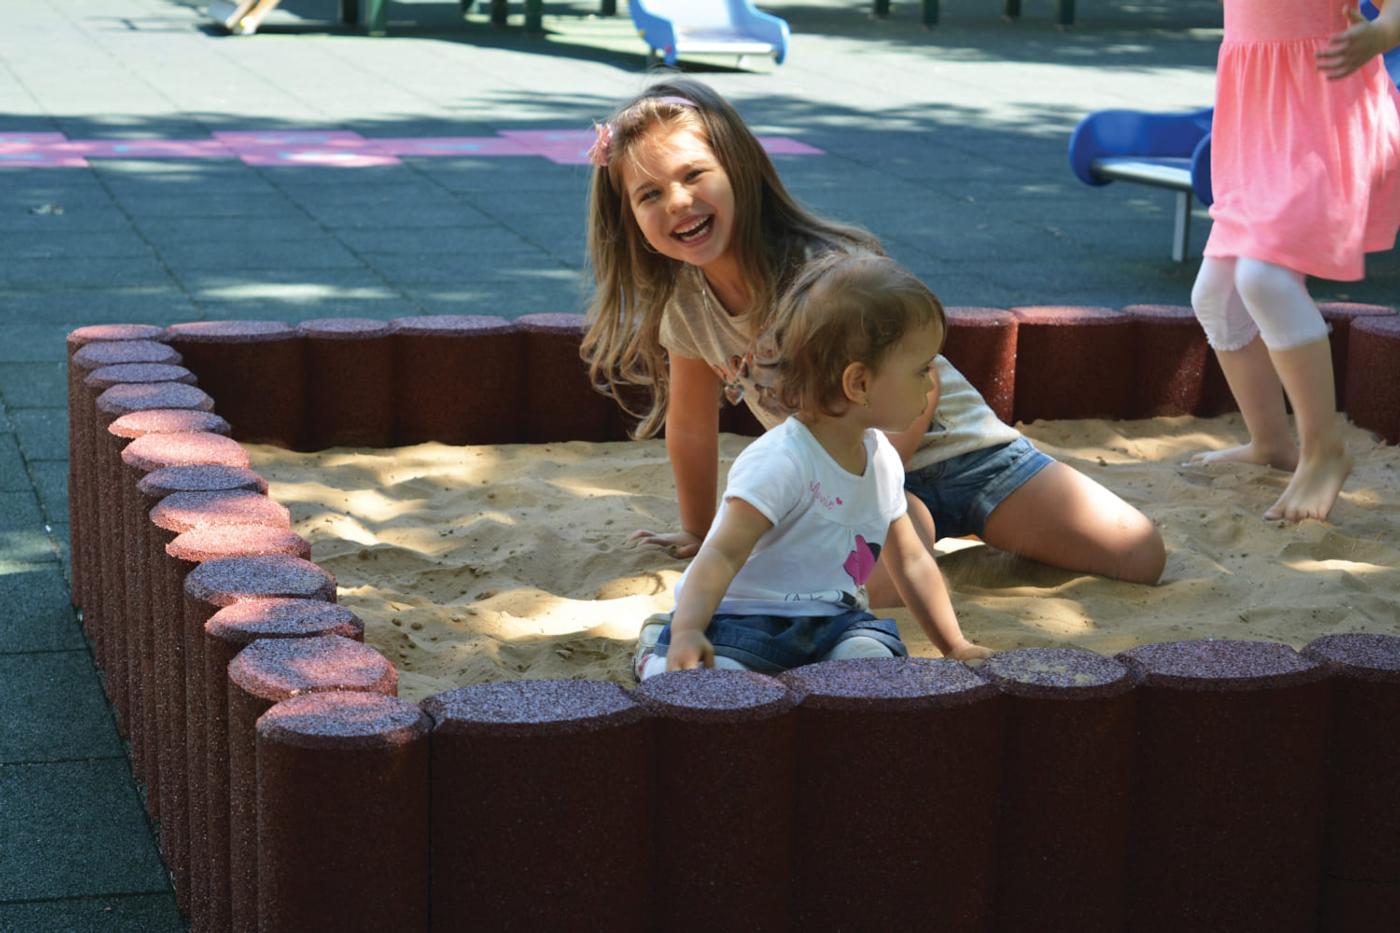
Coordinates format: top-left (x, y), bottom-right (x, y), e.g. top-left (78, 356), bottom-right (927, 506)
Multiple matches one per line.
top-left (904, 436), bottom-right (1054, 540)
top-left (654, 609), bottom-right (908, 675)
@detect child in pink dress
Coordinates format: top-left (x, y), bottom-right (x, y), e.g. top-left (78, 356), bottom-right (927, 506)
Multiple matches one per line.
top-left (1190, 0), bottom-right (1400, 522)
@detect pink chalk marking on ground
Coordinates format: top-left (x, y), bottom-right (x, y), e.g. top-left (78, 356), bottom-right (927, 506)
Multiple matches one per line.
top-left (213, 130), bottom-right (401, 167)
top-left (0, 130), bottom-right (823, 169)
top-left (63, 139), bottom-right (230, 159)
top-left (0, 133), bottom-right (88, 168)
top-left (756, 136), bottom-right (825, 156)
top-left (372, 137), bottom-right (533, 157)
top-left (234, 148), bottom-right (402, 167)
top-left (496, 129), bottom-right (597, 165)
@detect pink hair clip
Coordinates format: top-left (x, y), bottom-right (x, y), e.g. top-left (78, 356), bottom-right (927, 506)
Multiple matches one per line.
top-left (587, 121), bottom-right (613, 168)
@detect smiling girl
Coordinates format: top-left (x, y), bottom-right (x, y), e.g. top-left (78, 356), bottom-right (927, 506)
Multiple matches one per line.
top-left (582, 79), bottom-right (1165, 643)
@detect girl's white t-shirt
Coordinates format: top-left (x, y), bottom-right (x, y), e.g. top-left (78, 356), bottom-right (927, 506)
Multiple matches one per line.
top-left (659, 264), bottom-right (1021, 470)
top-left (674, 418), bottom-right (908, 617)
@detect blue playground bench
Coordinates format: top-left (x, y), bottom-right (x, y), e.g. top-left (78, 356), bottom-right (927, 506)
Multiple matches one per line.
top-left (630, 0), bottom-right (789, 67)
top-left (1069, 2), bottom-right (1400, 262)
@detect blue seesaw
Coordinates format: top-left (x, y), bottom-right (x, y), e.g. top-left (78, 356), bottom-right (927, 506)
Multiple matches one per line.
top-left (629, 0), bottom-right (790, 67)
top-left (1069, 1), bottom-right (1400, 262)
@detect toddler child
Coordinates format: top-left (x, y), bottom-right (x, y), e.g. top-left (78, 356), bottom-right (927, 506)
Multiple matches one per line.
top-left (638, 253), bottom-right (990, 678)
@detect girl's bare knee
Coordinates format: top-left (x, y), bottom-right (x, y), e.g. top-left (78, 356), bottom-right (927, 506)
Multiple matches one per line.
top-left (1118, 522), bottom-right (1166, 585)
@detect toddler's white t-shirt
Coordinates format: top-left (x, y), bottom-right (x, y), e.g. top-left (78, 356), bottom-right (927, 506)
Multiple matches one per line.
top-left (675, 418), bottom-right (908, 617)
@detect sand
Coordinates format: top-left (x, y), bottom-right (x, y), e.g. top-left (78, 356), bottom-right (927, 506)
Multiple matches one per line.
top-left (246, 415), bottom-right (1400, 703)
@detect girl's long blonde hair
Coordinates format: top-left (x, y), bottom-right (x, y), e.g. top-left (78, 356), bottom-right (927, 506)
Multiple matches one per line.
top-left (582, 76), bottom-right (881, 438)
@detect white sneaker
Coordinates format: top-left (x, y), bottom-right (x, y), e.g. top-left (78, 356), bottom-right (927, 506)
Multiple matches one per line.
top-left (632, 613), bottom-right (669, 681)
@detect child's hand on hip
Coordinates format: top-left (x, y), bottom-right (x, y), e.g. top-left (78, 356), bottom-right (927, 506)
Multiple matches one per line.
top-left (666, 630), bottom-right (715, 671)
top-left (627, 528), bottom-right (703, 559)
top-left (1317, 6), bottom-right (1395, 80)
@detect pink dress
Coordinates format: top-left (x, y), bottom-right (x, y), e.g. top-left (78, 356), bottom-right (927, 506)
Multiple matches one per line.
top-left (1204, 0), bottom-right (1400, 281)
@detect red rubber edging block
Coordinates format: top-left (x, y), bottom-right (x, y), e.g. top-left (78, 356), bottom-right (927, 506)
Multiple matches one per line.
top-left (299, 317), bottom-right (396, 449)
top-left (1301, 634), bottom-right (1400, 888)
top-left (1344, 315), bottom-right (1400, 444)
top-left (149, 484), bottom-right (287, 912)
top-left (219, 630), bottom-right (388, 933)
top-left (1011, 306), bottom-right (1134, 422)
top-left (1318, 302), bottom-right (1394, 411)
top-left (140, 468), bottom-right (268, 892)
top-left (422, 680), bottom-right (651, 931)
top-left (779, 658), bottom-right (1005, 931)
top-left (67, 337), bottom-right (180, 614)
top-left (1320, 877), bottom-right (1400, 932)
top-left (1116, 639), bottom-right (1331, 932)
top-left (86, 363), bottom-right (196, 735)
top-left (110, 410), bottom-right (232, 821)
top-left (180, 554), bottom-right (334, 932)
top-left (257, 692), bottom-right (430, 933)
top-left (1122, 304), bottom-right (1212, 418)
top-left (219, 603), bottom-right (369, 933)
top-left (391, 314), bottom-right (526, 445)
top-left (942, 307), bottom-right (1017, 424)
top-left (978, 647), bottom-right (1139, 932)
top-left (518, 313), bottom-right (614, 442)
top-left (166, 320), bottom-right (306, 448)
top-left (168, 526), bottom-right (314, 933)
top-left (634, 669), bottom-right (797, 932)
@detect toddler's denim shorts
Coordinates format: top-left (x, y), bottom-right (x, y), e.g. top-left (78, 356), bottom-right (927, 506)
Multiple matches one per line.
top-left (904, 436), bottom-right (1054, 539)
top-left (654, 609), bottom-right (907, 675)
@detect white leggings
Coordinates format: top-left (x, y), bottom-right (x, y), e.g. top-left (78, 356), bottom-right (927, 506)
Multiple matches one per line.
top-left (1191, 257), bottom-right (1329, 352)
top-left (639, 634), bottom-right (895, 681)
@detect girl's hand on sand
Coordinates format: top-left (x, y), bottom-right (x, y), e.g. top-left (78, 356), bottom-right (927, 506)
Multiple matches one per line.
top-left (627, 528), bottom-right (703, 559)
top-left (1316, 6), bottom-right (1391, 80)
top-left (666, 630), bottom-right (715, 671)
top-left (949, 641), bottom-right (994, 665)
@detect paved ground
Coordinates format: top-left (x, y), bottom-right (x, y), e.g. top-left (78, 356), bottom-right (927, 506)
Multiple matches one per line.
top-left (1, 0), bottom-right (1395, 928)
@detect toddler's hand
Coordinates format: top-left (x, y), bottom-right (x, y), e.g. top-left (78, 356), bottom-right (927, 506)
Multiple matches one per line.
top-left (627, 528), bottom-right (703, 559)
top-left (1316, 6), bottom-right (1392, 80)
top-left (666, 630), bottom-right (715, 671)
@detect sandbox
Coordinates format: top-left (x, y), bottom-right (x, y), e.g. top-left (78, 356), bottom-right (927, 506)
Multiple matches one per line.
top-left (67, 307), bottom-right (1400, 931)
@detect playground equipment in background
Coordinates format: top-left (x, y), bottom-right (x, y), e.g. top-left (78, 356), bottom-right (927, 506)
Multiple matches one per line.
top-left (1069, 2), bottom-right (1400, 263)
top-left (1068, 107), bottom-right (1214, 263)
top-left (875, 0), bottom-right (1076, 29)
top-left (629, 0), bottom-right (789, 66)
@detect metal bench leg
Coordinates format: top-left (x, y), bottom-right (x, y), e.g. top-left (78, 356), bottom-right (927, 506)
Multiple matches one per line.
top-left (1004, 0), bottom-right (1022, 19)
top-left (923, 0), bottom-right (939, 27)
top-left (1057, 0), bottom-right (1075, 27)
top-left (489, 0), bottom-right (507, 26)
top-left (340, 0), bottom-right (358, 25)
top-left (601, 0), bottom-right (617, 15)
top-left (1172, 191), bottom-right (1192, 263)
top-left (524, 0), bottom-right (542, 33)
top-left (873, 0), bottom-right (891, 18)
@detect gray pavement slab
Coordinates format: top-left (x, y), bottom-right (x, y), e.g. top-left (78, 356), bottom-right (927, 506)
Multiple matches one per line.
top-left (0, 651), bottom-right (123, 762)
top-left (0, 434), bottom-right (32, 491)
top-left (0, 893), bottom-right (185, 933)
top-left (29, 460), bottom-right (68, 525)
top-left (0, 563), bottom-right (81, 654)
top-left (0, 759), bottom-right (169, 902)
top-left (9, 410), bottom-right (69, 464)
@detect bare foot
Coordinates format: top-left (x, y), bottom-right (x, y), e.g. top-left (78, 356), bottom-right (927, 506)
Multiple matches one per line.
top-left (1263, 441), bottom-right (1352, 523)
top-left (1184, 440), bottom-right (1297, 471)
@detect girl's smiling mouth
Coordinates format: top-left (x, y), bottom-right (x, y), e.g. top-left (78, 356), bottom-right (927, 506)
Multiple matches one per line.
top-left (673, 215), bottom-right (714, 243)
